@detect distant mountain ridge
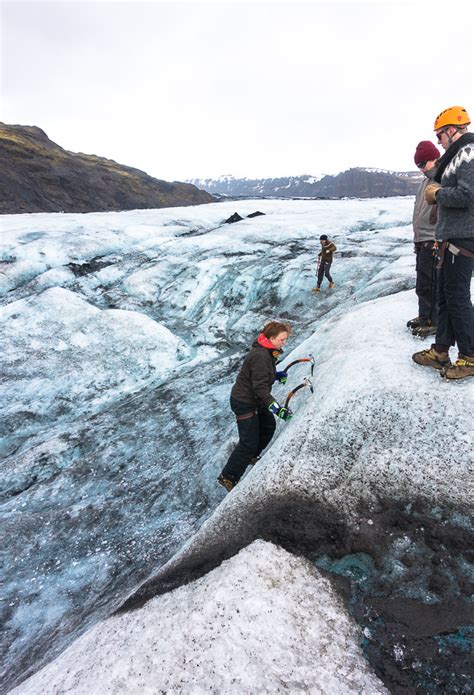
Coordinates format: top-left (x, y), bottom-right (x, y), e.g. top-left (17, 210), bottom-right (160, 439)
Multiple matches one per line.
top-left (0, 123), bottom-right (214, 214)
top-left (187, 169), bottom-right (423, 199)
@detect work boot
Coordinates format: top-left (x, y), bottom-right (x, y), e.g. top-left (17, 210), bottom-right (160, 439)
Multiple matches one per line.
top-left (412, 347), bottom-right (451, 370)
top-left (442, 354), bottom-right (474, 380)
top-left (217, 474), bottom-right (236, 492)
top-left (329, 282), bottom-right (335, 289)
top-left (407, 316), bottom-right (422, 329)
top-left (412, 323), bottom-right (437, 338)
top-left (311, 287), bottom-right (321, 293)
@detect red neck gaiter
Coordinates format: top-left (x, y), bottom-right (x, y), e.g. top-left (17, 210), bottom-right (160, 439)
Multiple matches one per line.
top-left (257, 333), bottom-right (276, 349)
top-left (257, 334), bottom-right (283, 361)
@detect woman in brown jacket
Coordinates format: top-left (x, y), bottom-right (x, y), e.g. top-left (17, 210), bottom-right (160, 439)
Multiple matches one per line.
top-left (218, 321), bottom-right (293, 492)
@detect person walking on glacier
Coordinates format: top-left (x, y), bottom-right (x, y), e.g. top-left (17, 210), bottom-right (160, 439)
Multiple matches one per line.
top-left (312, 235), bottom-right (337, 293)
top-left (218, 321), bottom-right (293, 492)
top-left (413, 105), bottom-right (474, 380)
top-left (407, 141), bottom-right (441, 338)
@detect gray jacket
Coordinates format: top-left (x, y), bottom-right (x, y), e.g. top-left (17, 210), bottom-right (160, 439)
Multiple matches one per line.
top-left (436, 139), bottom-right (474, 241)
top-left (412, 176), bottom-right (437, 243)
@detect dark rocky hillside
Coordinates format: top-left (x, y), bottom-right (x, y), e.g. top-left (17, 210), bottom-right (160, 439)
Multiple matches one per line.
top-left (188, 168), bottom-right (423, 199)
top-left (315, 168), bottom-right (421, 198)
top-left (0, 123), bottom-right (214, 214)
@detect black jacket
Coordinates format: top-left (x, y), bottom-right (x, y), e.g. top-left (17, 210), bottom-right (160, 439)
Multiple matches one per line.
top-left (231, 340), bottom-right (281, 407)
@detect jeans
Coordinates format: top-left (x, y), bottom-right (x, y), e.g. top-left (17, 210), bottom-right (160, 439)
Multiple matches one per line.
top-left (415, 242), bottom-right (438, 323)
top-left (221, 397), bottom-right (276, 483)
top-left (317, 261), bottom-right (333, 287)
top-left (435, 238), bottom-right (474, 357)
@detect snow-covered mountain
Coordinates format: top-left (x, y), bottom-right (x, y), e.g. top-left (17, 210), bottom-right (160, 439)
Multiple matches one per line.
top-left (187, 168), bottom-right (423, 198)
top-left (1, 199), bottom-right (472, 694)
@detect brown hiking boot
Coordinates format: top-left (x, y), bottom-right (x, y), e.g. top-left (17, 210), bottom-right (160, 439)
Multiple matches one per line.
top-left (412, 347), bottom-right (451, 370)
top-left (217, 474), bottom-right (236, 492)
top-left (329, 282), bottom-right (335, 289)
top-left (412, 324), bottom-right (437, 338)
top-left (407, 316), bottom-right (422, 329)
top-left (311, 286), bottom-right (321, 293)
top-left (442, 355), bottom-right (474, 380)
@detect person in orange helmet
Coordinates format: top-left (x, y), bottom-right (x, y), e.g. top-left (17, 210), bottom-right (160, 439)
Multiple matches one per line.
top-left (413, 106), bottom-right (474, 380)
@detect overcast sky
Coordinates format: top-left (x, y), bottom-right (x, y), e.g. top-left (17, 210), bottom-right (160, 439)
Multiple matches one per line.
top-left (1, 0), bottom-right (473, 181)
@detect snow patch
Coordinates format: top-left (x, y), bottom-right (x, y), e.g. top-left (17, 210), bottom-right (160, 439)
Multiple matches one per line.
top-left (12, 541), bottom-right (387, 694)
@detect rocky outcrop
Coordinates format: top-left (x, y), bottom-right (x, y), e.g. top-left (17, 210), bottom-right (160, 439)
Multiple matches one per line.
top-left (0, 123), bottom-right (214, 214)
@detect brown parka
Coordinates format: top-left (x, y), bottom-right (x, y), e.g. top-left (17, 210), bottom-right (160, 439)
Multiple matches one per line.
top-left (318, 241), bottom-right (337, 263)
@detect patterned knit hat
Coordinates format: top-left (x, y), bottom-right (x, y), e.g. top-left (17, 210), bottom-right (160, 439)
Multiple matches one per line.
top-left (414, 141), bottom-right (440, 165)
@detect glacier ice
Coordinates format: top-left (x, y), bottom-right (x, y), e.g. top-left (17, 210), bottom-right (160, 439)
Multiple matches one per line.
top-left (1, 198), bottom-right (472, 694)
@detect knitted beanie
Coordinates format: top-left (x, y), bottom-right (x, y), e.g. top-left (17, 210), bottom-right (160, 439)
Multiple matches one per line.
top-left (414, 141), bottom-right (440, 165)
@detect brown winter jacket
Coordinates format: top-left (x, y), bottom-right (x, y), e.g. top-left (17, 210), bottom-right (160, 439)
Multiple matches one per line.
top-left (318, 241), bottom-right (337, 263)
top-left (231, 340), bottom-right (281, 408)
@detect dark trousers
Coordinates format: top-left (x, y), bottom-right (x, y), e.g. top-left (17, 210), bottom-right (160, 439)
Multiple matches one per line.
top-left (317, 261), bottom-right (333, 286)
top-left (221, 397), bottom-right (276, 483)
top-left (435, 239), bottom-right (474, 357)
top-left (415, 242), bottom-right (438, 323)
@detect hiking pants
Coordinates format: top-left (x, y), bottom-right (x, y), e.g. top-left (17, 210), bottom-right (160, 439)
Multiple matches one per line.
top-left (415, 242), bottom-right (438, 323)
top-left (221, 397), bottom-right (276, 483)
top-left (435, 238), bottom-right (474, 357)
top-left (317, 260), bottom-right (333, 287)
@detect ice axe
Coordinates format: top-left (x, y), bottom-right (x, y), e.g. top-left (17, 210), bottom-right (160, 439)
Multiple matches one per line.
top-left (283, 353), bottom-right (315, 377)
top-left (284, 377), bottom-right (314, 409)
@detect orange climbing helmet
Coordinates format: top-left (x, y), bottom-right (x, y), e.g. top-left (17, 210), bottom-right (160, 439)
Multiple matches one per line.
top-left (434, 106), bottom-right (470, 131)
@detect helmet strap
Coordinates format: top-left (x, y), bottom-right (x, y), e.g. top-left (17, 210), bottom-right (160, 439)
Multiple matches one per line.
top-left (446, 127), bottom-right (456, 146)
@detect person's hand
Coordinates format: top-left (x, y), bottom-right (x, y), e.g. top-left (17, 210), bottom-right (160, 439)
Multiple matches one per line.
top-left (275, 370), bottom-right (288, 384)
top-left (268, 401), bottom-right (293, 421)
top-left (425, 183), bottom-right (441, 205)
top-left (278, 406), bottom-right (293, 421)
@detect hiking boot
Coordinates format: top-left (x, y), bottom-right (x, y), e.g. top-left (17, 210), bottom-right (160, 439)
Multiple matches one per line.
top-left (217, 474), bottom-right (236, 492)
top-left (442, 355), bottom-right (474, 380)
top-left (329, 282), bottom-right (335, 289)
top-left (248, 456), bottom-right (260, 466)
top-left (407, 316), bottom-right (423, 329)
top-left (412, 347), bottom-right (451, 370)
top-left (311, 287), bottom-right (321, 293)
top-left (412, 324), bottom-right (437, 338)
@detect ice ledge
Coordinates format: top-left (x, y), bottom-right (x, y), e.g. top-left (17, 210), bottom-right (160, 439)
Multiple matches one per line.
top-left (123, 288), bottom-right (473, 606)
